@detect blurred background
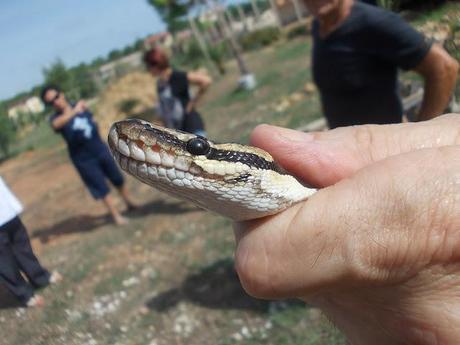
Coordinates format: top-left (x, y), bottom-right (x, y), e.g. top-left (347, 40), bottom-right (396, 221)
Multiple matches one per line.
top-left (0, 1), bottom-right (459, 344)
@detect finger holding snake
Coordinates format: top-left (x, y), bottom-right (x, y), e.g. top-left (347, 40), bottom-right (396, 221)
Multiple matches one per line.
top-left (237, 114), bottom-right (460, 345)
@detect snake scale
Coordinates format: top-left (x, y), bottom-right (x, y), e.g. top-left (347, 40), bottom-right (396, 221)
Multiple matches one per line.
top-left (108, 119), bottom-right (317, 221)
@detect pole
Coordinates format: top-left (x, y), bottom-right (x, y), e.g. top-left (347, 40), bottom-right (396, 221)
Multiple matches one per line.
top-left (291, 0), bottom-right (303, 22)
top-left (236, 4), bottom-right (249, 32)
top-left (250, 0), bottom-right (261, 21)
top-left (188, 15), bottom-right (216, 74)
top-left (268, 0), bottom-right (283, 28)
top-left (206, 0), bottom-right (249, 76)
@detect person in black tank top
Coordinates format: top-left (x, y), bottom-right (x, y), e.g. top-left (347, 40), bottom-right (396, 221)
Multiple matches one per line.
top-left (144, 48), bottom-right (212, 137)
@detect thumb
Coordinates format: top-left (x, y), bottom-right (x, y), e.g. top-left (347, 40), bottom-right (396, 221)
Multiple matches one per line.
top-left (250, 114), bottom-right (460, 187)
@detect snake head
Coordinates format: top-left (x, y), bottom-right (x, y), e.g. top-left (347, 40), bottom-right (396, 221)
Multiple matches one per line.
top-left (108, 119), bottom-right (315, 220)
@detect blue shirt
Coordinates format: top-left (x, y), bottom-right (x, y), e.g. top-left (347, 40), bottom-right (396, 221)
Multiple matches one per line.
top-left (50, 107), bottom-right (107, 162)
top-left (312, 2), bottom-right (431, 128)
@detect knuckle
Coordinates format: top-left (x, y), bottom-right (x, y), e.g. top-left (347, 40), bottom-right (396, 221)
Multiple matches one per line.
top-left (234, 243), bottom-right (279, 299)
top-left (351, 124), bottom-right (384, 163)
top-left (434, 114), bottom-right (460, 145)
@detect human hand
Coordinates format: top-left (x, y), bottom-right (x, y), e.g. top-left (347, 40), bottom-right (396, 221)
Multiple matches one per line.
top-left (234, 114), bottom-right (460, 345)
top-left (186, 100), bottom-right (195, 114)
top-left (73, 100), bottom-right (87, 114)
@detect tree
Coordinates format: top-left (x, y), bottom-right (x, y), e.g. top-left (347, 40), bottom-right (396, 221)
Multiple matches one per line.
top-left (0, 104), bottom-right (16, 158)
top-left (146, 0), bottom-right (191, 34)
top-left (71, 63), bottom-right (98, 99)
top-left (108, 49), bottom-right (124, 61)
top-left (43, 59), bottom-right (97, 100)
top-left (42, 59), bottom-right (73, 94)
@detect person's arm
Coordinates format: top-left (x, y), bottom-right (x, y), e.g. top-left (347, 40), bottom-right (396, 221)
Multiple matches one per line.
top-left (368, 9), bottom-right (458, 121)
top-left (185, 71), bottom-right (212, 113)
top-left (234, 115), bottom-right (460, 344)
top-left (51, 100), bottom-right (87, 130)
top-left (414, 43), bottom-right (459, 121)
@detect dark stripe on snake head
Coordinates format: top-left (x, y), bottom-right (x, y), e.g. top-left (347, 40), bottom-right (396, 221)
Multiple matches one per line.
top-left (206, 148), bottom-right (282, 173)
top-left (142, 124), bottom-right (187, 150)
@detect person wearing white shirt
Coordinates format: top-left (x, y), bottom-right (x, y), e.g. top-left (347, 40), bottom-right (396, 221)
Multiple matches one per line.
top-left (0, 177), bottom-right (61, 307)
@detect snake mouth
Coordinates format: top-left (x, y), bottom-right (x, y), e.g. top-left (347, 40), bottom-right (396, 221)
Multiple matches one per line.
top-left (108, 123), bottom-right (205, 189)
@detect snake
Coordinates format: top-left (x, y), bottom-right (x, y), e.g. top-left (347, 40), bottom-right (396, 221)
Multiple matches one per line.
top-left (108, 119), bottom-right (317, 221)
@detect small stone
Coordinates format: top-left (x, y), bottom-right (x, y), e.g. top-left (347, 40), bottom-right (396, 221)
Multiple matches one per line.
top-left (264, 320), bottom-right (273, 329)
top-left (122, 277), bottom-right (140, 287)
top-left (93, 302), bottom-right (102, 310)
top-left (241, 326), bottom-right (251, 338)
top-left (139, 306), bottom-right (150, 315)
top-left (232, 333), bottom-right (243, 341)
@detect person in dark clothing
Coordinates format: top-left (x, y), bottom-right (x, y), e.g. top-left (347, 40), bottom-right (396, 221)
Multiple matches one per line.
top-left (143, 47), bottom-right (212, 137)
top-left (41, 86), bottom-right (137, 225)
top-left (359, 0), bottom-right (377, 5)
top-left (305, 0), bottom-right (458, 128)
top-left (0, 177), bottom-right (61, 307)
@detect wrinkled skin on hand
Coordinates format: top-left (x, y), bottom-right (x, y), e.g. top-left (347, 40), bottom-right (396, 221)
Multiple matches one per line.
top-left (234, 114), bottom-right (460, 345)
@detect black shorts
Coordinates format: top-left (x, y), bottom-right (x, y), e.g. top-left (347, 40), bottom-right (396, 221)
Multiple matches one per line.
top-left (73, 149), bottom-right (124, 199)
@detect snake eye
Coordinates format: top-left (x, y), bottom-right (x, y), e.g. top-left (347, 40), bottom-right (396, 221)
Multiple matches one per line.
top-left (186, 137), bottom-right (210, 155)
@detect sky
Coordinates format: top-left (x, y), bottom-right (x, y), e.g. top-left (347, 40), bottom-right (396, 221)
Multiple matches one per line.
top-left (0, 0), bottom-right (166, 101)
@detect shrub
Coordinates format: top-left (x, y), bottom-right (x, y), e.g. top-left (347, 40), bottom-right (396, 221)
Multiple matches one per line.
top-left (0, 114), bottom-right (16, 158)
top-left (174, 39), bottom-right (205, 70)
top-left (239, 27), bottom-right (281, 51)
top-left (208, 42), bottom-right (229, 75)
top-left (117, 98), bottom-right (140, 114)
top-left (285, 24), bottom-right (310, 40)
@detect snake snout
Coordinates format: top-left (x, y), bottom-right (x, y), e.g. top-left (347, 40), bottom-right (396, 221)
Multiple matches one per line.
top-left (107, 123), bottom-right (119, 152)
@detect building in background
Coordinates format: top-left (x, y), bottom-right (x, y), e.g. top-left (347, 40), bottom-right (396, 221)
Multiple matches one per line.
top-left (272, 0), bottom-right (308, 26)
top-left (7, 96), bottom-right (44, 120)
top-left (95, 51), bottom-right (144, 85)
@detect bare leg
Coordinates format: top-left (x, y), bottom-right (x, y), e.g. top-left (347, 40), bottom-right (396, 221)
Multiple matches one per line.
top-left (117, 184), bottom-right (137, 211)
top-left (101, 194), bottom-right (128, 225)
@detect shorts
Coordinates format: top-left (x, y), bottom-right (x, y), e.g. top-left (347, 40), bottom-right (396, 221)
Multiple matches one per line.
top-left (73, 149), bottom-right (124, 199)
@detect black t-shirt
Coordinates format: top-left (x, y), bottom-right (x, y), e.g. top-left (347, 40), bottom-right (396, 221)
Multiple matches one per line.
top-left (157, 70), bottom-right (205, 134)
top-left (359, 0), bottom-right (378, 5)
top-left (49, 106), bottom-right (107, 162)
top-left (312, 2), bottom-right (431, 128)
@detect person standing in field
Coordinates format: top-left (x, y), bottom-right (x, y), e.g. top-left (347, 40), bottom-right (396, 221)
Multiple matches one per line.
top-left (143, 47), bottom-right (212, 137)
top-left (41, 85), bottom-right (137, 225)
top-left (0, 176), bottom-right (62, 307)
top-left (304, 0), bottom-right (459, 128)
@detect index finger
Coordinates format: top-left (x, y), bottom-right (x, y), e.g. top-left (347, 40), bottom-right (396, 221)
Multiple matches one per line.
top-left (250, 114), bottom-right (460, 187)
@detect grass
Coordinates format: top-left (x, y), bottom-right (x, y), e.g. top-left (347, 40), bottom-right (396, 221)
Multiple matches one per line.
top-left (9, 119), bottom-right (63, 156)
top-left (200, 38), bottom-right (320, 143)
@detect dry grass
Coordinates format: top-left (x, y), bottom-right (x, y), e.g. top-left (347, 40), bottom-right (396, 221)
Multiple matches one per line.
top-left (95, 71), bottom-right (158, 139)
